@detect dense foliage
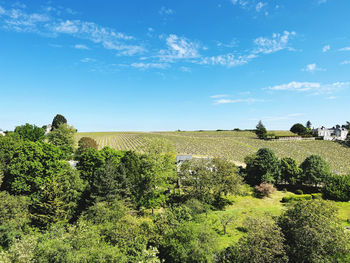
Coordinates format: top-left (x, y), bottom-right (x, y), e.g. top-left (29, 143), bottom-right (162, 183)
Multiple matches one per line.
top-left (14, 123), bottom-right (45, 142)
top-left (323, 174), bottom-right (350, 201)
top-left (51, 114), bottom-right (67, 130)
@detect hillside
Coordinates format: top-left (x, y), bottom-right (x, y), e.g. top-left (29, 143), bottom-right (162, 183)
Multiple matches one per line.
top-left (77, 130), bottom-right (350, 174)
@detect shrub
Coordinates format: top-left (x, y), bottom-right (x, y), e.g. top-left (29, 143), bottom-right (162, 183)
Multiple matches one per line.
top-left (76, 137), bottom-right (98, 156)
top-left (254, 183), bottom-right (276, 198)
top-left (295, 189), bottom-right (303, 195)
top-left (281, 194), bottom-right (322, 203)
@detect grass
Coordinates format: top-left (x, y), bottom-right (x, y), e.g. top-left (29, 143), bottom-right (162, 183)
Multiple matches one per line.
top-left (200, 191), bottom-right (350, 249)
top-left (77, 130), bottom-right (350, 173)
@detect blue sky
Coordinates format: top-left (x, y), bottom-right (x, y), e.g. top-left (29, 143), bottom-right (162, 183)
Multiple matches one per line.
top-left (0, 0), bottom-right (349, 132)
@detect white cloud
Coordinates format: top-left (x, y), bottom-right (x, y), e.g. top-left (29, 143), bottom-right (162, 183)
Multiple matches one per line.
top-left (0, 5), bottom-right (145, 56)
top-left (74, 44), bottom-right (89, 50)
top-left (322, 44), bottom-right (330, 52)
top-left (254, 31), bottom-right (296, 54)
top-left (131, 62), bottom-right (169, 70)
top-left (341, 60), bottom-right (350, 65)
top-left (210, 94), bottom-right (229, 98)
top-left (302, 63), bottom-right (325, 72)
top-left (200, 53), bottom-right (254, 67)
top-left (339, 46), bottom-right (350, 51)
top-left (214, 98), bottom-right (263, 105)
top-left (180, 66), bottom-right (191, 72)
top-left (0, 6), bottom-right (5, 15)
top-left (267, 81), bottom-right (349, 95)
top-left (80, 58), bottom-right (95, 63)
top-left (255, 2), bottom-right (266, 12)
top-left (159, 34), bottom-right (200, 61)
top-left (159, 6), bottom-right (174, 16)
top-left (327, 96), bottom-right (336, 100)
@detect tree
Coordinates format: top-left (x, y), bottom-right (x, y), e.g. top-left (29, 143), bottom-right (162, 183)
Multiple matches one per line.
top-left (306, 120), bottom-right (312, 129)
top-left (76, 148), bottom-right (105, 184)
top-left (14, 123), bottom-right (45, 142)
top-left (159, 221), bottom-right (219, 263)
top-left (0, 192), bottom-right (30, 248)
top-left (233, 217), bottom-right (288, 263)
top-left (323, 174), bottom-right (350, 201)
top-left (76, 137), bottom-right (98, 156)
top-left (290, 123), bottom-right (307, 135)
top-left (51, 114), bottom-right (67, 130)
top-left (255, 121), bottom-right (267, 139)
top-left (300, 155), bottom-right (331, 186)
top-left (278, 200), bottom-right (349, 263)
top-left (280, 157), bottom-right (302, 185)
top-left (31, 164), bottom-right (84, 227)
top-left (245, 148), bottom-right (280, 186)
top-left (47, 123), bottom-right (76, 159)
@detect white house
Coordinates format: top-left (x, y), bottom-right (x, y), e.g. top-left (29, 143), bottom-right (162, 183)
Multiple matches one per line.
top-left (313, 126), bottom-right (348, 141)
top-left (0, 129), bottom-right (5, 136)
top-left (45, 124), bottom-right (52, 135)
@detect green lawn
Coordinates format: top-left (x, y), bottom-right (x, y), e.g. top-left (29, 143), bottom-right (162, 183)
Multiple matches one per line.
top-left (198, 191), bottom-right (350, 250)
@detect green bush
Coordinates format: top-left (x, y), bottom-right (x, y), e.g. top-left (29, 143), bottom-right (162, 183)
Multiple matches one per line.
top-left (281, 193), bottom-right (322, 203)
top-left (295, 189), bottom-right (303, 195)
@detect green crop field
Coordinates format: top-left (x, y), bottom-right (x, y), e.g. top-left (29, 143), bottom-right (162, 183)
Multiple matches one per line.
top-left (77, 130), bottom-right (350, 173)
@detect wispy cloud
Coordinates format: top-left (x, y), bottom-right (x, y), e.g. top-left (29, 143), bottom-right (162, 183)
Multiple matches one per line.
top-left (80, 57), bottom-right (96, 63)
top-left (340, 60), bottom-right (350, 65)
top-left (302, 63), bottom-right (325, 72)
top-left (339, 46), bottom-right (350, 51)
top-left (159, 34), bottom-right (200, 61)
top-left (255, 2), bottom-right (267, 12)
top-left (322, 44), bottom-right (330, 52)
top-left (267, 81), bottom-right (349, 95)
top-left (253, 31), bottom-right (296, 54)
top-left (131, 62), bottom-right (169, 70)
top-left (159, 6), bottom-right (174, 16)
top-left (0, 4), bottom-right (145, 56)
top-left (74, 44), bottom-right (89, 50)
top-left (210, 94), bottom-right (229, 99)
top-left (214, 98), bottom-right (263, 105)
top-left (200, 31), bottom-right (295, 67)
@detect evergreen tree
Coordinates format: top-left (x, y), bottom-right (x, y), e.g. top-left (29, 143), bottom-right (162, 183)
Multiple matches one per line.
top-left (255, 121), bottom-right (267, 139)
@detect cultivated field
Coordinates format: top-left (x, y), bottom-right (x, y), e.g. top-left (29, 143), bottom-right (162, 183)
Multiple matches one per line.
top-left (77, 130), bottom-right (350, 173)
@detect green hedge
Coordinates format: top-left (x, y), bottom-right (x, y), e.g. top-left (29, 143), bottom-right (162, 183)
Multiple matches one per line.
top-left (281, 193), bottom-right (322, 203)
top-left (323, 175), bottom-right (350, 202)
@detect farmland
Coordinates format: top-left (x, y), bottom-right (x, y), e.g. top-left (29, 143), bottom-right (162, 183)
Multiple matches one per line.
top-left (77, 130), bottom-right (350, 173)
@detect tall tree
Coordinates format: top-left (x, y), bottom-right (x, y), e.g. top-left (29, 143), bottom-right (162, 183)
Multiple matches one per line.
top-left (47, 123), bottom-right (76, 159)
top-left (280, 157), bottom-right (302, 185)
top-left (245, 148), bottom-right (280, 186)
top-left (300, 155), bottom-right (331, 186)
top-left (51, 114), bottom-right (67, 130)
top-left (76, 137), bottom-right (98, 156)
top-left (255, 121), bottom-right (267, 139)
top-left (306, 120), bottom-right (312, 129)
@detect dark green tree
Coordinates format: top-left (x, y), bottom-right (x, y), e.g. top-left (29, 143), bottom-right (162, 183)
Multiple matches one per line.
top-left (245, 148), bottom-right (280, 186)
top-left (323, 174), bottom-right (350, 201)
top-left (280, 157), bottom-right (302, 185)
top-left (300, 155), bottom-right (331, 186)
top-left (306, 120), bottom-right (312, 129)
top-left (290, 123), bottom-right (307, 135)
top-left (255, 121), bottom-right (267, 139)
top-left (51, 114), bottom-right (67, 130)
top-left (76, 148), bottom-right (105, 184)
top-left (14, 123), bottom-right (45, 142)
top-left (278, 200), bottom-right (349, 263)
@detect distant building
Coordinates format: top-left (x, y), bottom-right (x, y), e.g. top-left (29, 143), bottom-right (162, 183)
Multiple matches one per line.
top-left (45, 124), bottom-right (52, 135)
top-left (176, 155), bottom-right (192, 165)
top-left (313, 126), bottom-right (348, 141)
top-left (0, 129), bottom-right (5, 136)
